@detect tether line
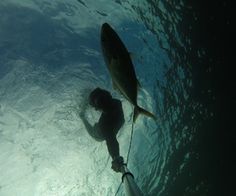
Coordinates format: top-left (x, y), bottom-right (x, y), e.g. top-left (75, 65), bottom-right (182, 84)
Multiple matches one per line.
top-left (115, 110), bottom-right (135, 196)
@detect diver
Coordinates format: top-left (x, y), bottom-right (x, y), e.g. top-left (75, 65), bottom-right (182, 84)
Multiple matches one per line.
top-left (79, 87), bottom-right (125, 172)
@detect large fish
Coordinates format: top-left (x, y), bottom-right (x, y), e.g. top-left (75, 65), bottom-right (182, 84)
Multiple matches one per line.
top-left (100, 22), bottom-right (156, 122)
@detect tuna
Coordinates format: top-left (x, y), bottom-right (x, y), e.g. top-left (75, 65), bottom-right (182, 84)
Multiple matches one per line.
top-left (101, 23), bottom-right (156, 122)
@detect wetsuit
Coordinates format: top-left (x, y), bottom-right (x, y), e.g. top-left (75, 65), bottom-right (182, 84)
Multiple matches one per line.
top-left (95, 99), bottom-right (124, 159)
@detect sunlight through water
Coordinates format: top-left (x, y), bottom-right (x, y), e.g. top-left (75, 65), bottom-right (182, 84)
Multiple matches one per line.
top-left (0, 0), bottom-right (218, 195)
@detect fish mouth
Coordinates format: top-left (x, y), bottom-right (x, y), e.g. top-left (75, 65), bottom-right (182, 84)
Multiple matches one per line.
top-left (101, 23), bottom-right (111, 43)
top-left (101, 23), bottom-right (110, 31)
top-left (101, 23), bottom-right (112, 36)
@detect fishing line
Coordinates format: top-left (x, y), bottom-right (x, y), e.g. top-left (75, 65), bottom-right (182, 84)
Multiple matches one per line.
top-left (114, 110), bottom-right (135, 196)
top-left (126, 112), bottom-right (135, 164)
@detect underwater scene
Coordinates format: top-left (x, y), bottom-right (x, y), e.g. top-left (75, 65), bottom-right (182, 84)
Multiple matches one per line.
top-left (0, 0), bottom-right (232, 196)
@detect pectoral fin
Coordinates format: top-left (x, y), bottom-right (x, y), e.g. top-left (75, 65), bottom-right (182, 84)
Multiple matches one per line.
top-left (129, 52), bottom-right (134, 59)
top-left (137, 79), bottom-right (141, 89)
top-left (112, 80), bottom-right (118, 90)
top-left (110, 57), bottom-right (120, 68)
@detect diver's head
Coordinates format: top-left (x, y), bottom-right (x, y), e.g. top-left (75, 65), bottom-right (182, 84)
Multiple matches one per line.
top-left (89, 88), bottom-right (112, 111)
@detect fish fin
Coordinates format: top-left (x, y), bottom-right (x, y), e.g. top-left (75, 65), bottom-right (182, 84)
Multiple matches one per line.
top-left (112, 80), bottom-right (118, 90)
top-left (137, 79), bottom-right (142, 89)
top-left (129, 52), bottom-right (141, 61)
top-left (133, 106), bottom-right (156, 122)
top-left (112, 81), bottom-right (124, 96)
top-left (129, 52), bottom-right (135, 59)
top-left (129, 52), bottom-right (144, 64)
top-left (111, 57), bottom-right (119, 65)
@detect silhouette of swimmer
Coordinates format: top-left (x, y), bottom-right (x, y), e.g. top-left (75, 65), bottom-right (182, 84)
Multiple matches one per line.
top-left (80, 87), bottom-right (125, 172)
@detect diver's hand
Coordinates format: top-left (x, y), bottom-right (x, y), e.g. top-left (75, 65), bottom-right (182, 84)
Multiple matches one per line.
top-left (112, 156), bottom-right (124, 173)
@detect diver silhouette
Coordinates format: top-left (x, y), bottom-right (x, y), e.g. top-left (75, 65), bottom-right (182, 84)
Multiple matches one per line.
top-left (79, 87), bottom-right (125, 172)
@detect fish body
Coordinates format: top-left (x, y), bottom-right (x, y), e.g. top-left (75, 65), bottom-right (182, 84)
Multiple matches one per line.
top-left (101, 23), bottom-right (156, 122)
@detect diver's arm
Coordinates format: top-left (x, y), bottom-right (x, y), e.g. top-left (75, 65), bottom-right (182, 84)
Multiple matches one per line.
top-left (105, 136), bottom-right (124, 173)
top-left (105, 136), bottom-right (120, 159)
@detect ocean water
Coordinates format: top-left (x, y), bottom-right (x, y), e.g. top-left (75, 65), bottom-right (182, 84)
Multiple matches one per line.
top-left (0, 0), bottom-right (232, 196)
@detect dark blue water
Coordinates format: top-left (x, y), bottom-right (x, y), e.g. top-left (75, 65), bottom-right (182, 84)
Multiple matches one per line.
top-left (0, 0), bottom-right (233, 196)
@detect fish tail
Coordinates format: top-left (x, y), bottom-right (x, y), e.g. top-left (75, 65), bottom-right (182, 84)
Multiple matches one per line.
top-left (133, 106), bottom-right (156, 122)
